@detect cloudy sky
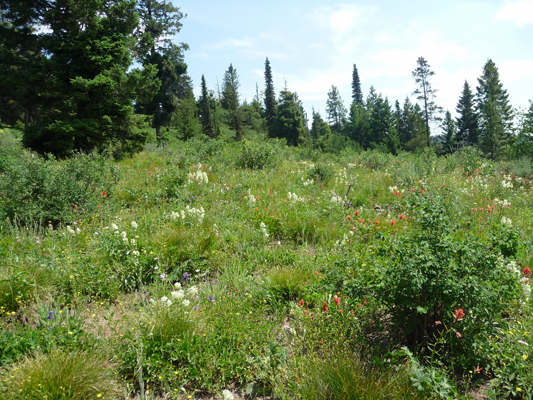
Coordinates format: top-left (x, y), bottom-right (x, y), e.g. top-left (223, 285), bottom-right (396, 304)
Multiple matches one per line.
top-left (172, 0), bottom-right (533, 120)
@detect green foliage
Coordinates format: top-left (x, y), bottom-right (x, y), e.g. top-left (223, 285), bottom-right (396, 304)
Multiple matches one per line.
top-left (306, 164), bottom-right (335, 184)
top-left (0, 349), bottom-right (118, 400)
top-left (0, 152), bottom-right (115, 226)
top-left (235, 139), bottom-right (281, 169)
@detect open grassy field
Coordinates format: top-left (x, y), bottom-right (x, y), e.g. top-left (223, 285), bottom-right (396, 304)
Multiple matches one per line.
top-left (1, 133), bottom-right (532, 399)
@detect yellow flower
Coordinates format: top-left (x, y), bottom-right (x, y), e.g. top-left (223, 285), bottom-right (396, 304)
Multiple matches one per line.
top-left (523, 355), bottom-right (528, 360)
top-left (97, 395), bottom-right (102, 398)
top-left (517, 387), bottom-right (521, 392)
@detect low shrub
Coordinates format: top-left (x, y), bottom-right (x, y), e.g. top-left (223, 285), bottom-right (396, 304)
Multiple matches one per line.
top-left (235, 139), bottom-right (281, 169)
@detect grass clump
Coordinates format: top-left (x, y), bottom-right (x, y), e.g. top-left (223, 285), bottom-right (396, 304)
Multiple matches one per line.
top-left (0, 349), bottom-right (118, 400)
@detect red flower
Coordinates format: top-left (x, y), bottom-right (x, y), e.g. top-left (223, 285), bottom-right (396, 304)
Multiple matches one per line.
top-left (363, 299), bottom-right (368, 304)
top-left (399, 214), bottom-right (406, 220)
top-left (354, 210), bottom-right (360, 216)
top-left (435, 321), bottom-right (442, 325)
top-left (523, 267), bottom-right (531, 275)
top-left (375, 220), bottom-right (380, 224)
top-left (456, 331), bottom-right (462, 338)
top-left (347, 215), bottom-right (353, 220)
top-left (322, 301), bottom-right (328, 312)
top-left (475, 366), bottom-right (483, 373)
top-left (298, 300), bottom-right (304, 307)
top-left (454, 308), bottom-right (465, 320)
top-left (333, 296), bottom-right (340, 306)
top-left (391, 220), bottom-right (396, 226)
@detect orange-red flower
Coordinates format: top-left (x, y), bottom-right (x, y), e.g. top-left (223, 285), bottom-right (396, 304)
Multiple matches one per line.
top-left (524, 267), bottom-right (531, 275)
top-left (333, 295), bottom-right (340, 306)
top-left (298, 300), bottom-right (304, 307)
top-left (322, 301), bottom-right (328, 312)
top-left (391, 220), bottom-right (396, 226)
top-left (454, 308), bottom-right (465, 320)
top-left (354, 210), bottom-right (360, 216)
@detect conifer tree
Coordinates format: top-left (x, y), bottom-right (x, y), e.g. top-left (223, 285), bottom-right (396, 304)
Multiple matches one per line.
top-left (271, 86), bottom-right (305, 146)
top-left (441, 110), bottom-right (457, 154)
top-left (351, 64), bottom-right (363, 105)
top-left (455, 81), bottom-right (478, 147)
top-left (326, 85), bottom-right (347, 133)
top-left (264, 58), bottom-right (277, 134)
top-left (476, 59), bottom-right (514, 159)
top-left (221, 63), bottom-right (242, 138)
top-left (412, 57), bottom-right (442, 147)
top-left (199, 75), bottom-right (214, 137)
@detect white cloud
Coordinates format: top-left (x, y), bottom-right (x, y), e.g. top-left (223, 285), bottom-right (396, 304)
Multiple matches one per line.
top-left (499, 59), bottom-right (533, 82)
top-left (495, 1), bottom-right (533, 27)
top-left (210, 38), bottom-right (254, 49)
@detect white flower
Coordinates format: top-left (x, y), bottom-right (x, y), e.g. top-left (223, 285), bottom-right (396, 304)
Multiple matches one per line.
top-left (188, 286), bottom-right (199, 295)
top-left (174, 282), bottom-right (182, 289)
top-left (166, 299), bottom-right (172, 306)
top-left (130, 238), bottom-right (136, 246)
top-left (111, 223), bottom-right (118, 231)
top-left (222, 390), bottom-right (234, 400)
top-left (131, 221), bottom-right (137, 229)
top-left (182, 299), bottom-right (190, 307)
top-left (161, 296), bottom-right (169, 303)
top-left (132, 251), bottom-right (140, 257)
top-left (121, 231), bottom-right (127, 239)
top-left (501, 216), bottom-right (512, 227)
top-left (66, 225), bottom-right (75, 235)
top-left (171, 290), bottom-right (185, 299)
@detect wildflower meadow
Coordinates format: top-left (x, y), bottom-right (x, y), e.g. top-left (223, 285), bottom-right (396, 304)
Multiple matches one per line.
top-left (1, 131), bottom-right (532, 399)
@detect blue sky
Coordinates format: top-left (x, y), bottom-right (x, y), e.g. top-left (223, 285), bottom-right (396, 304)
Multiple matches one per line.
top-left (172, 0), bottom-right (533, 121)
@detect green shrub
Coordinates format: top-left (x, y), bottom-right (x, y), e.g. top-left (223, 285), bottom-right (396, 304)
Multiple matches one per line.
top-left (0, 349), bottom-right (118, 400)
top-left (235, 139), bottom-right (281, 169)
top-left (0, 152), bottom-right (115, 226)
top-left (306, 164), bottom-right (335, 184)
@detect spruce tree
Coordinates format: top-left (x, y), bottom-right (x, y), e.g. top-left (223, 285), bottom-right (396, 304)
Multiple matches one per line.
top-left (199, 75), bottom-right (214, 137)
top-left (271, 87), bottom-right (305, 146)
top-left (221, 64), bottom-right (242, 138)
top-left (412, 57), bottom-right (442, 147)
top-left (326, 85), bottom-right (347, 133)
top-left (264, 58), bottom-right (277, 134)
top-left (455, 81), bottom-right (478, 147)
top-left (351, 64), bottom-right (363, 105)
top-left (441, 110), bottom-right (457, 154)
top-left (476, 59), bottom-right (514, 160)
top-left (134, 0), bottom-right (188, 139)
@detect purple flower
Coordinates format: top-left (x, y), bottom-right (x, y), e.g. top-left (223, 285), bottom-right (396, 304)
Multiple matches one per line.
top-left (183, 272), bottom-right (190, 283)
top-left (193, 305), bottom-right (198, 310)
top-left (47, 311), bottom-right (54, 320)
top-left (207, 295), bottom-right (214, 303)
top-left (160, 273), bottom-right (166, 279)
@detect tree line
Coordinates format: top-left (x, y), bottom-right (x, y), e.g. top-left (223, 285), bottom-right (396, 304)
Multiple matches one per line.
top-left (1, 1), bottom-right (532, 160)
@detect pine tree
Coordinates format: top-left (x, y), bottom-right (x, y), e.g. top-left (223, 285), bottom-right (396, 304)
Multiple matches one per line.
top-left (271, 87), bottom-right (305, 146)
top-left (134, 0), bottom-right (188, 139)
top-left (397, 98), bottom-right (427, 152)
top-left (412, 57), bottom-right (442, 147)
top-left (221, 63), bottom-right (242, 138)
top-left (264, 57), bottom-right (277, 135)
top-left (514, 100), bottom-right (533, 158)
top-left (199, 75), bottom-right (214, 137)
top-left (441, 110), bottom-right (457, 154)
top-left (351, 64), bottom-right (363, 105)
top-left (346, 102), bottom-right (369, 147)
top-left (476, 59), bottom-right (514, 160)
top-left (455, 81), bottom-right (478, 147)
top-left (326, 85), bottom-right (347, 133)
top-left (310, 109), bottom-right (331, 141)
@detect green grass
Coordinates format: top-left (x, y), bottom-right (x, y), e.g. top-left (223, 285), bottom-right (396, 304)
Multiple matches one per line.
top-left (0, 139), bottom-right (532, 399)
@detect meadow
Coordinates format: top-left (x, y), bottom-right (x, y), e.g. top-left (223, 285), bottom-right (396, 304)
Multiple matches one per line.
top-left (0, 129), bottom-right (532, 400)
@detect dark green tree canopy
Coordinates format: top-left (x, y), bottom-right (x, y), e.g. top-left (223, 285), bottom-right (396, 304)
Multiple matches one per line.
top-left (351, 63), bottom-right (363, 105)
top-left (271, 87), bottom-right (305, 146)
top-left (326, 85), bottom-right (347, 133)
top-left (264, 57), bottom-right (277, 132)
top-left (455, 80), bottom-right (478, 147)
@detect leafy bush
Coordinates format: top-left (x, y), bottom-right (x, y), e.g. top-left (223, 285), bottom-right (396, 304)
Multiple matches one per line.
top-left (235, 139), bottom-right (281, 169)
top-left (0, 152), bottom-right (115, 226)
top-left (306, 164), bottom-right (335, 184)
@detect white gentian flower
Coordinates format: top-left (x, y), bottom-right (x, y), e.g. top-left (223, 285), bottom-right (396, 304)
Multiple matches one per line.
top-left (161, 296), bottom-right (169, 303)
top-left (174, 282), bottom-right (182, 289)
top-left (131, 221), bottom-right (138, 229)
top-left (111, 223), bottom-right (118, 231)
top-left (182, 299), bottom-right (190, 307)
top-left (166, 299), bottom-right (172, 307)
top-left (171, 290), bottom-right (185, 299)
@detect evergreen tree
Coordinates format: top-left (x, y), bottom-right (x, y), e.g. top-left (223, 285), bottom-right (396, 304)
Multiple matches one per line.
top-left (199, 75), bottom-right (214, 137)
top-left (412, 57), bottom-right (442, 147)
top-left (326, 85), bottom-right (347, 133)
top-left (264, 57), bottom-right (277, 134)
top-left (310, 108), bottom-right (331, 141)
top-left (271, 87), bottom-right (305, 146)
top-left (346, 102), bottom-right (369, 147)
top-left (455, 80), bottom-right (478, 147)
top-left (475, 59), bottom-right (514, 160)
top-left (514, 100), bottom-right (533, 158)
top-left (351, 64), bottom-right (363, 105)
top-left (221, 63), bottom-right (242, 138)
top-left (16, 0), bottom-right (160, 157)
top-left (134, 0), bottom-right (188, 139)
top-left (441, 110), bottom-right (457, 154)
top-left (398, 99), bottom-right (427, 152)
top-left (367, 94), bottom-right (393, 149)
